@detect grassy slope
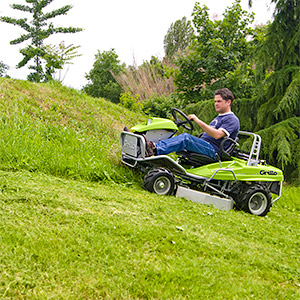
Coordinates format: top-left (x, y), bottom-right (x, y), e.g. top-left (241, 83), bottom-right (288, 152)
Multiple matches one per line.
top-left (0, 78), bottom-right (143, 182)
top-left (0, 78), bottom-right (299, 299)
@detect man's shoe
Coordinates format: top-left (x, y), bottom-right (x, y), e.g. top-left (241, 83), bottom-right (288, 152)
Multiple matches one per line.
top-left (142, 135), bottom-right (156, 157)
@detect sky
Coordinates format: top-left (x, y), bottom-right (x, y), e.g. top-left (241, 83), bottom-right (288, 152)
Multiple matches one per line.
top-left (0, 0), bottom-right (275, 89)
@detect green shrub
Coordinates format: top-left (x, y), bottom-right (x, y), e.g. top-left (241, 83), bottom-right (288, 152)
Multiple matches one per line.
top-left (119, 91), bottom-right (143, 112)
top-left (143, 94), bottom-right (183, 118)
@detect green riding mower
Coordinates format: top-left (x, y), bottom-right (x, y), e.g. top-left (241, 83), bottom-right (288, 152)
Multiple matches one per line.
top-left (121, 108), bottom-right (284, 216)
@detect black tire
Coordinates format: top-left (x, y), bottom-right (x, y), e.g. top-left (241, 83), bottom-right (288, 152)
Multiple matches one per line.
top-left (143, 168), bottom-right (175, 195)
top-left (236, 184), bottom-right (272, 216)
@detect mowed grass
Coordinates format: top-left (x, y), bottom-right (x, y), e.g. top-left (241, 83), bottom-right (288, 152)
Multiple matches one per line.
top-left (0, 170), bottom-right (299, 299)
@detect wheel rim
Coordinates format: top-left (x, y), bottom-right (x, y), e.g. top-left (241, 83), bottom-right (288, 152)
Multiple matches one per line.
top-left (153, 176), bottom-right (172, 195)
top-left (248, 192), bottom-right (268, 215)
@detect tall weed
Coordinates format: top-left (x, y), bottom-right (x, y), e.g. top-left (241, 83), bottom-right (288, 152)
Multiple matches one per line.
top-left (112, 58), bottom-right (175, 101)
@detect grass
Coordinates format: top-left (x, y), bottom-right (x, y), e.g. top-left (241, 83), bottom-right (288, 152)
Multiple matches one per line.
top-left (0, 78), bottom-right (299, 299)
top-left (0, 78), bottom-right (143, 182)
top-left (0, 170), bottom-right (299, 299)
top-left (112, 57), bottom-right (175, 100)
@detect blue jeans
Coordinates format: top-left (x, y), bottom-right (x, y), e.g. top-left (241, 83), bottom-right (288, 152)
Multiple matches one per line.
top-left (155, 133), bottom-right (216, 159)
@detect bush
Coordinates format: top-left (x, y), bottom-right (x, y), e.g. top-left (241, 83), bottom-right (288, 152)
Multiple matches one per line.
top-left (143, 94), bottom-right (183, 118)
top-left (0, 61), bottom-right (9, 77)
top-left (83, 49), bottom-right (125, 103)
top-left (119, 92), bottom-right (143, 112)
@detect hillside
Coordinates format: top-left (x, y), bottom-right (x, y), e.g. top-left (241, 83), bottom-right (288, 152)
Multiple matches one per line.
top-left (0, 78), bottom-right (299, 299)
top-left (0, 78), bottom-right (144, 182)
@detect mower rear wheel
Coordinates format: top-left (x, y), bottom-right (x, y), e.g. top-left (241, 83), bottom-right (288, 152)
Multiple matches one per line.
top-left (143, 168), bottom-right (175, 195)
top-left (236, 184), bottom-right (272, 216)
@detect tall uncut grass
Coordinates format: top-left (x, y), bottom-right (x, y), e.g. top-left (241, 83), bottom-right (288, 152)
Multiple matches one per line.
top-left (113, 58), bottom-right (175, 100)
top-left (0, 78), bottom-right (144, 182)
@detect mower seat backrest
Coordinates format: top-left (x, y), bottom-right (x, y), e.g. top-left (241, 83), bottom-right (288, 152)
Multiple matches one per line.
top-left (220, 136), bottom-right (239, 160)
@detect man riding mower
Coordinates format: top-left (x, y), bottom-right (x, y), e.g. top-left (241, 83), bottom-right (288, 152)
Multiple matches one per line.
top-left (120, 89), bottom-right (283, 217)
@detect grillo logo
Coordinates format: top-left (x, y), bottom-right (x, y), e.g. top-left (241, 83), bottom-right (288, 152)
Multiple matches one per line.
top-left (260, 170), bottom-right (277, 176)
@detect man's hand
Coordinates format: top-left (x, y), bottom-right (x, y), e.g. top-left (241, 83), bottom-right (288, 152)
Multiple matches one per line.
top-left (188, 114), bottom-right (226, 140)
top-left (188, 114), bottom-right (199, 122)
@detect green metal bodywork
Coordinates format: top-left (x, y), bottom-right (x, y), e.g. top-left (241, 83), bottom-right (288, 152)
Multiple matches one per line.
top-left (186, 158), bottom-right (284, 182)
top-left (131, 117), bottom-right (178, 132)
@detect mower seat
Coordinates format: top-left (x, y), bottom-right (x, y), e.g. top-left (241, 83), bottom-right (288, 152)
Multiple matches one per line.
top-left (177, 151), bottom-right (217, 167)
top-left (177, 136), bottom-right (239, 167)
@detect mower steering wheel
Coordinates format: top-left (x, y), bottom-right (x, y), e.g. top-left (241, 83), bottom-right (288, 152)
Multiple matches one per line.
top-left (171, 108), bottom-right (194, 131)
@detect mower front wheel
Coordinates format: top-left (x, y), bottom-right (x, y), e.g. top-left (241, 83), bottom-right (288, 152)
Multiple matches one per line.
top-left (236, 184), bottom-right (272, 216)
top-left (143, 168), bottom-right (176, 196)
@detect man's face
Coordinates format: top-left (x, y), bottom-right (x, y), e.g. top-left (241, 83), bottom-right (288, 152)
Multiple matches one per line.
top-left (214, 95), bottom-right (231, 114)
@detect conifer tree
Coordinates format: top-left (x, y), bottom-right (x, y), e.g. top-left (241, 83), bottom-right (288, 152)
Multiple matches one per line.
top-left (0, 0), bottom-right (82, 82)
top-left (253, 0), bottom-right (300, 180)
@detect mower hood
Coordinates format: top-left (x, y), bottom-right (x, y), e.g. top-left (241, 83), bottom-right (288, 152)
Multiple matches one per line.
top-left (131, 117), bottom-right (178, 132)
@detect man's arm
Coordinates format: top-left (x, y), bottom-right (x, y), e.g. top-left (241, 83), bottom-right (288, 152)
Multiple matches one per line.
top-left (188, 114), bottom-right (226, 140)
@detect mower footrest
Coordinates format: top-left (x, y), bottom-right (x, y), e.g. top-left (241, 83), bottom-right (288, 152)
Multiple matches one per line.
top-left (176, 186), bottom-right (233, 211)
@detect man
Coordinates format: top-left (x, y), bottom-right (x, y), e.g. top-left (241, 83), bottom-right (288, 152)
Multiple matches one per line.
top-left (145, 88), bottom-right (240, 160)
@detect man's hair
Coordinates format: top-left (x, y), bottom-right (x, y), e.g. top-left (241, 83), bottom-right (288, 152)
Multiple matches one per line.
top-left (214, 88), bottom-right (235, 102)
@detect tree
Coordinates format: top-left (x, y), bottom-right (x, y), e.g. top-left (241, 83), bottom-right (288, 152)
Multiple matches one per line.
top-left (44, 41), bottom-right (81, 82)
top-left (251, 0), bottom-right (300, 180)
top-left (164, 17), bottom-right (194, 59)
top-left (0, 0), bottom-right (82, 82)
top-left (174, 0), bottom-right (255, 102)
top-left (83, 49), bottom-right (126, 103)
